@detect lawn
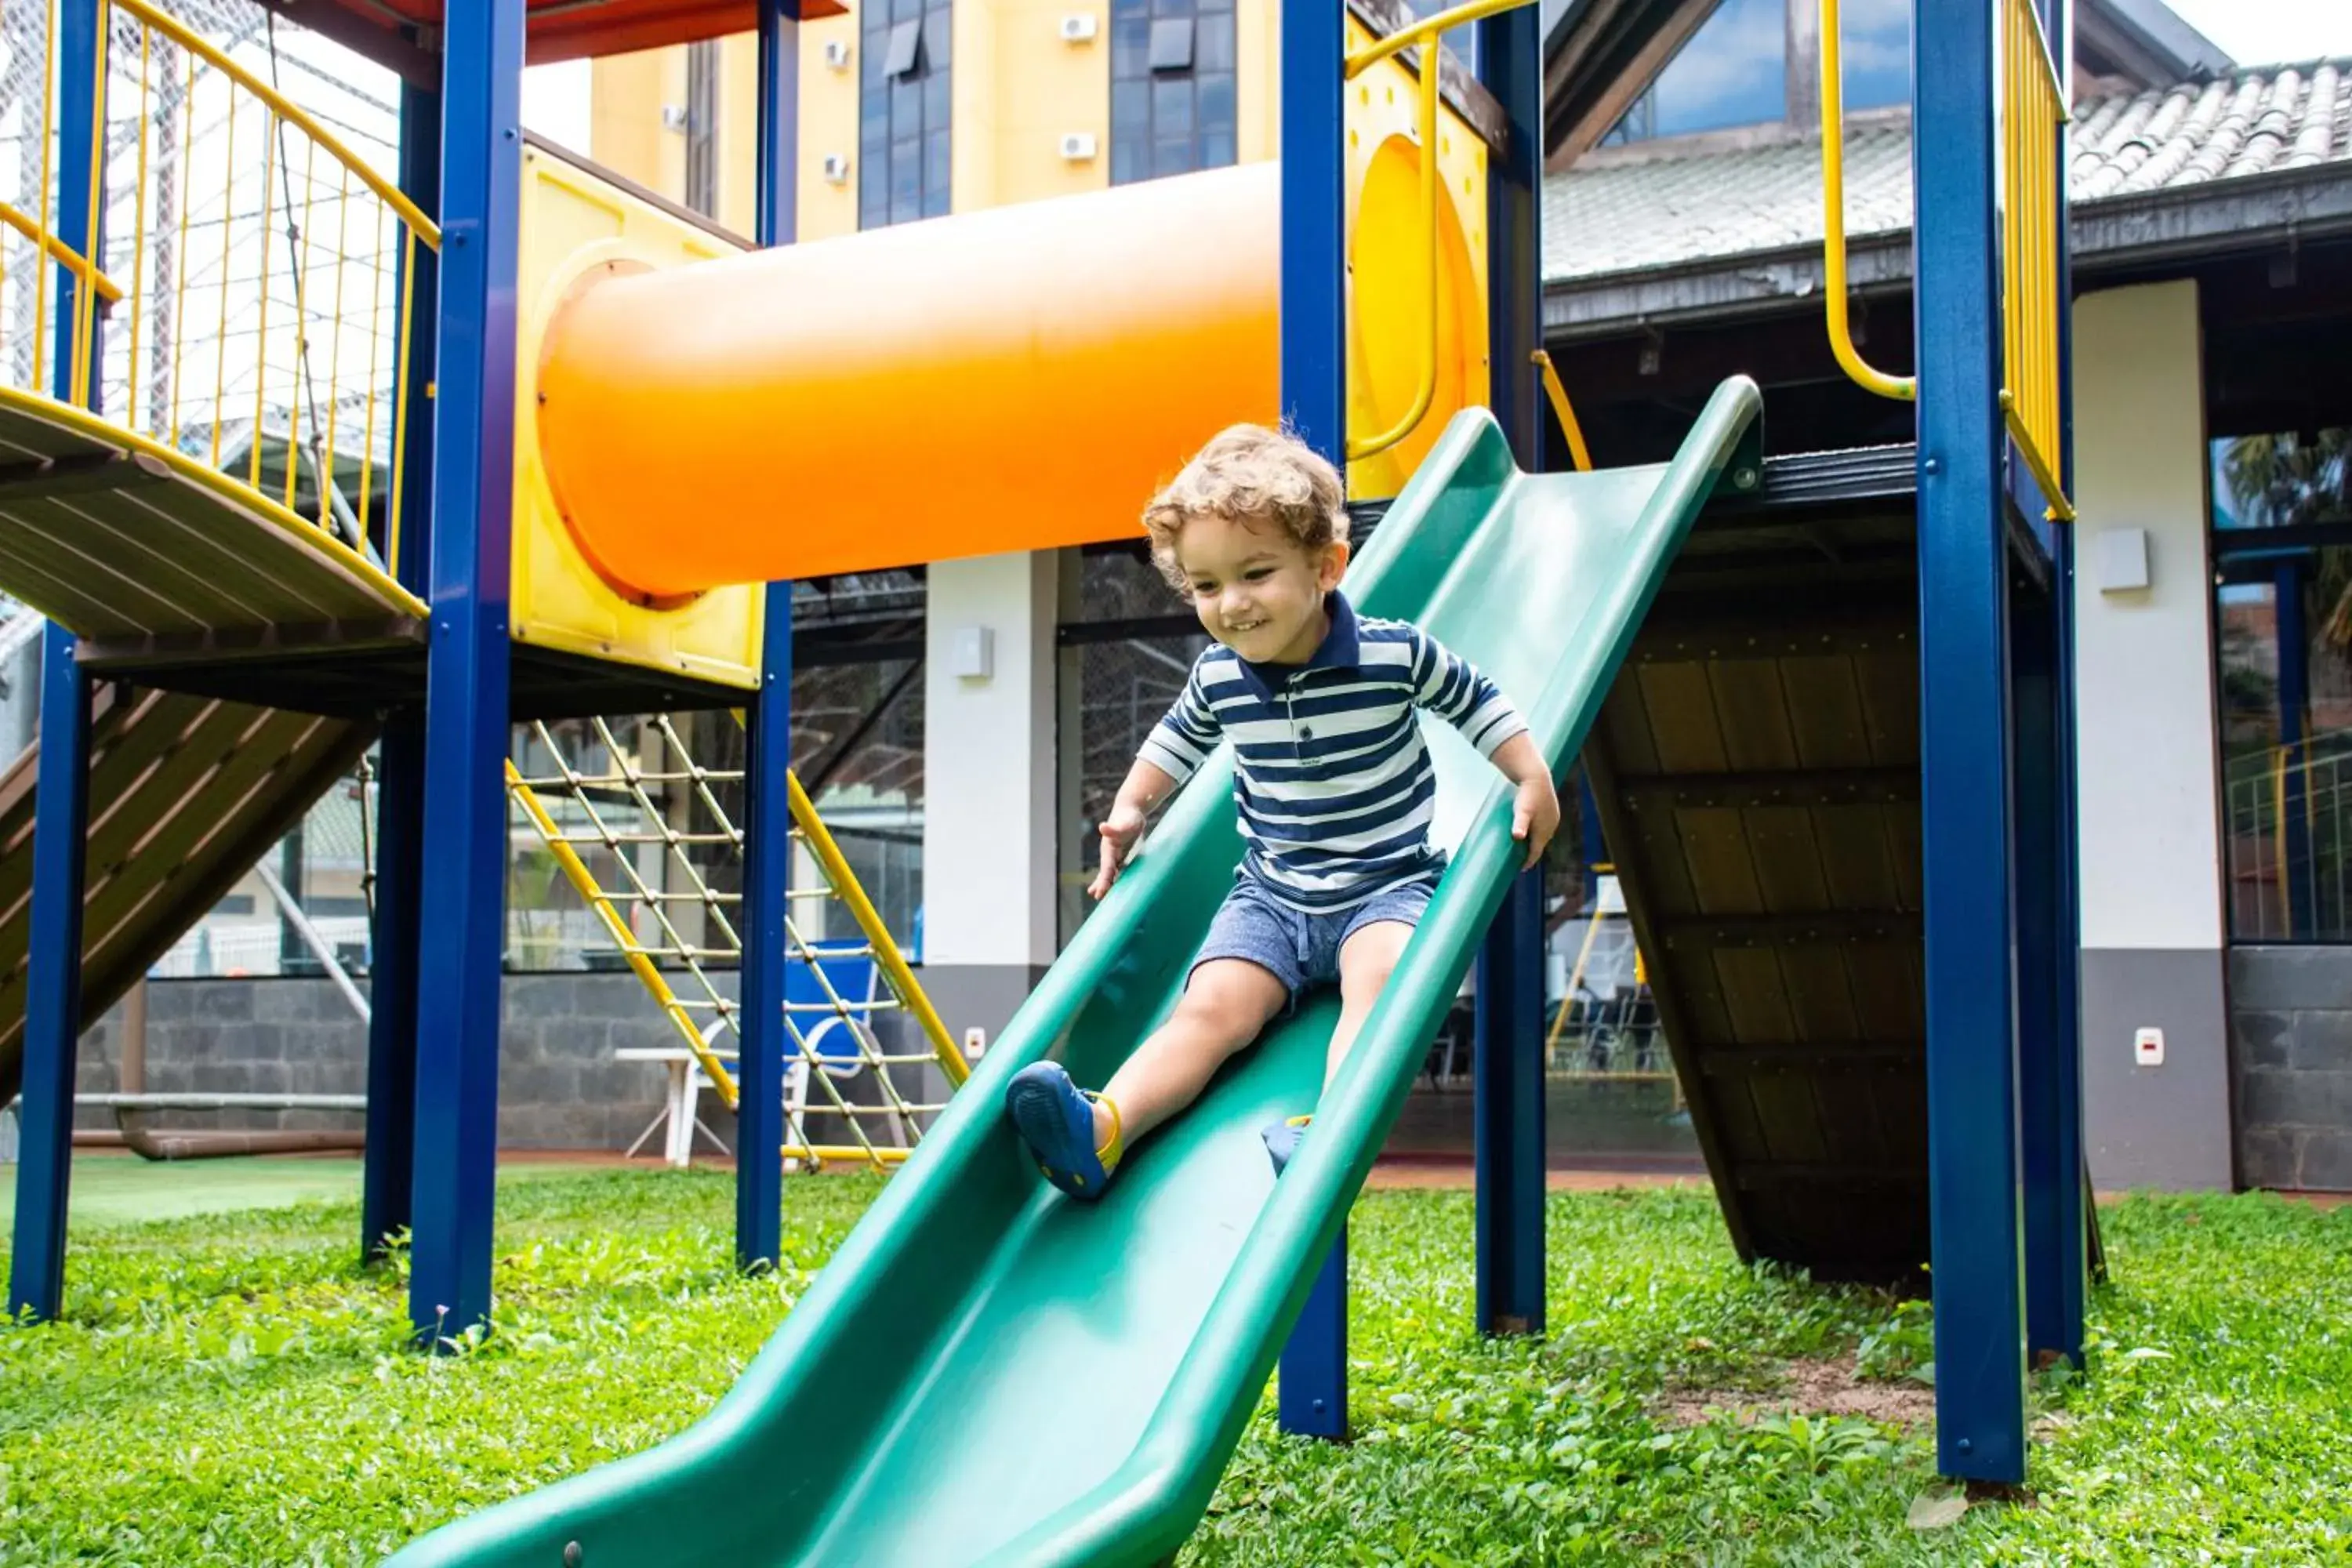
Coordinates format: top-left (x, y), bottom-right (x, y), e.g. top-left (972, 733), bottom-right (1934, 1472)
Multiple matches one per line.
top-left (2, 1163), bottom-right (2348, 1566)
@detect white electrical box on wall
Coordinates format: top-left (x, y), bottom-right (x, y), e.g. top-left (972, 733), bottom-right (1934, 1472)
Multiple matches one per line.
top-left (1059, 13), bottom-right (1099, 41)
top-left (822, 38), bottom-right (853, 69)
top-left (1058, 132), bottom-right (1098, 162)
top-left (2134, 1026), bottom-right (2165, 1067)
top-left (950, 626), bottom-right (995, 681)
top-left (820, 152), bottom-right (851, 185)
top-left (2095, 527), bottom-right (2151, 593)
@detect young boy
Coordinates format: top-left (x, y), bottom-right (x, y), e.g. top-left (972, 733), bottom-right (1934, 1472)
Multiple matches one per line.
top-left (1005, 423), bottom-right (1559, 1199)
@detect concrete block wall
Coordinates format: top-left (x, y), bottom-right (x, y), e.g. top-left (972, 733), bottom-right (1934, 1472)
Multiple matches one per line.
top-left (60, 972), bottom-right (937, 1154)
top-left (2230, 947), bottom-right (2352, 1192)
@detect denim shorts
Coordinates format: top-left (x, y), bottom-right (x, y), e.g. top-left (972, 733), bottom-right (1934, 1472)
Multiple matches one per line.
top-left (1190, 871), bottom-right (1439, 1001)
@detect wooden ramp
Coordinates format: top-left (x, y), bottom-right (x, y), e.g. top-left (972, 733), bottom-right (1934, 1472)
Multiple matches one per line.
top-left (1584, 448), bottom-right (1932, 1283)
top-left (0, 390), bottom-right (424, 673)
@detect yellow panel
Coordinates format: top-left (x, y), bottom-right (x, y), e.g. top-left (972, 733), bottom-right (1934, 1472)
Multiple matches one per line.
top-left (512, 143), bottom-right (766, 689)
top-left (1342, 16), bottom-right (1490, 500)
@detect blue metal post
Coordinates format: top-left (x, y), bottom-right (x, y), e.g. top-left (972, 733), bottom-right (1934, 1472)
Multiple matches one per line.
top-left (7, 0), bottom-right (107, 1326)
top-left (408, 0), bottom-right (523, 1344)
top-left (2020, 0), bottom-right (2085, 1370)
top-left (362, 67), bottom-right (441, 1267)
top-left (1274, 0), bottom-right (1348, 1443)
top-left (1470, 0), bottom-right (1546, 1338)
top-left (1914, 0), bottom-right (2027, 1483)
top-left (1475, 869), bottom-right (1547, 1332)
top-left (735, 0), bottom-right (803, 1272)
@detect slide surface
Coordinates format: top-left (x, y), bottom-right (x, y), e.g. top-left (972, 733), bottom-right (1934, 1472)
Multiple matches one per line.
top-left (389, 377), bottom-right (1761, 1568)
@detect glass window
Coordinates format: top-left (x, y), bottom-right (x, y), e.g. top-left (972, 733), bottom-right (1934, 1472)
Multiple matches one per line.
top-left (2212, 430), bottom-right (2352, 943)
top-left (1111, 0), bottom-right (1236, 186)
top-left (1839, 0), bottom-right (1911, 111)
top-left (862, 0), bottom-right (951, 228)
top-left (1604, 0), bottom-right (1788, 144)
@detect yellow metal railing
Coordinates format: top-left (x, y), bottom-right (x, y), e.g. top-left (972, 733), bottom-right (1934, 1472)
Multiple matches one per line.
top-left (1532, 349), bottom-right (1595, 472)
top-left (1818, 0), bottom-right (1916, 403)
top-left (2000, 0), bottom-right (2072, 519)
top-left (509, 717), bottom-right (966, 1173)
top-left (2, 0), bottom-right (437, 569)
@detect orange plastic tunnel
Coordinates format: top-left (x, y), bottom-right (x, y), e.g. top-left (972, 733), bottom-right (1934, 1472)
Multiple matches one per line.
top-left (534, 157), bottom-right (1483, 600)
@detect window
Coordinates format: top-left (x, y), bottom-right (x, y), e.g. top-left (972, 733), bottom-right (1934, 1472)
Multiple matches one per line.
top-left (862, 0), bottom-right (953, 227)
top-left (1606, 0), bottom-right (1785, 143)
top-left (1836, 0), bottom-right (1911, 113)
top-left (2212, 430), bottom-right (2352, 942)
top-left (684, 40), bottom-right (720, 219)
top-left (1600, 0), bottom-right (1909, 147)
top-left (1109, 0), bottom-right (1236, 187)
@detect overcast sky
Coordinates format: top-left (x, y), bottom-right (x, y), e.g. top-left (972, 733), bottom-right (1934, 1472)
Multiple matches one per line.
top-left (2159, 0), bottom-right (2352, 66)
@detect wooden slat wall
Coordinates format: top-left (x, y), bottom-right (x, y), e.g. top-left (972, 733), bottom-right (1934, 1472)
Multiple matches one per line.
top-left (0, 687), bottom-right (373, 1106)
top-left (1586, 508), bottom-right (1931, 1281)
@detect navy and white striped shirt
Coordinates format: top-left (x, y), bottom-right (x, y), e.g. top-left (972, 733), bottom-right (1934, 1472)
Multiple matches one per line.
top-left (1138, 593), bottom-right (1528, 912)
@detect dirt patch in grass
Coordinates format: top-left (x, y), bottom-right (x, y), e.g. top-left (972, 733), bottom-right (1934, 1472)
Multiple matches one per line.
top-left (1655, 1354), bottom-right (1936, 1429)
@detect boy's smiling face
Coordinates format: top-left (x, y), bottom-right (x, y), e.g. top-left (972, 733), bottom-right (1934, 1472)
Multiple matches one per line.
top-left (1171, 511), bottom-right (1349, 666)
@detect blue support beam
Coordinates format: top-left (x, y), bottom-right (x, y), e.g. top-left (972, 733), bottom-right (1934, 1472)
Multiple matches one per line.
top-left (2021, 0), bottom-right (2086, 1370)
top-left (7, 630), bottom-right (93, 1323)
top-left (1912, 0), bottom-right (2027, 1483)
top-left (7, 0), bottom-right (107, 1327)
top-left (736, 0), bottom-right (804, 1273)
top-left (1470, 0), bottom-right (1546, 1339)
top-left (1475, 869), bottom-right (1547, 1333)
top-left (362, 66), bottom-right (441, 1269)
top-left (2016, 541), bottom-right (2085, 1368)
top-left (408, 0), bottom-right (524, 1345)
top-left (1274, 0), bottom-right (1348, 1442)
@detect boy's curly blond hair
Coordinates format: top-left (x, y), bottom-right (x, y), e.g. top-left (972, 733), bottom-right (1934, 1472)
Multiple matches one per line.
top-left (1142, 423), bottom-right (1348, 592)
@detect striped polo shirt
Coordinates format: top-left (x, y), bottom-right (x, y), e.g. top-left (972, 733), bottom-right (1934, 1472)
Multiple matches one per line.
top-left (1138, 593), bottom-right (1528, 912)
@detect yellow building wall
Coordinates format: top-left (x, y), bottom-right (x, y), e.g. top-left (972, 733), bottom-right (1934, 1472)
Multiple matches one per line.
top-left (1236, 0), bottom-right (1277, 163)
top-left (953, 0), bottom-right (1112, 210)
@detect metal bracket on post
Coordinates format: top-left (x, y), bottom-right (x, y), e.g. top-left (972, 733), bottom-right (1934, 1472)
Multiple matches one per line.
top-left (1272, 0), bottom-right (1348, 1442)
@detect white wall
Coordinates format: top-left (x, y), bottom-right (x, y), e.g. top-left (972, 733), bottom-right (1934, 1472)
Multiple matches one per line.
top-left (2072, 280), bottom-right (2224, 953)
top-left (922, 551), bottom-right (1061, 969)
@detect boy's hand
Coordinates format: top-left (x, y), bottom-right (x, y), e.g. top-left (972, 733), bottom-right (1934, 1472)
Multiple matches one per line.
top-left (1089, 802), bottom-right (1150, 900)
top-left (1511, 775), bottom-right (1561, 869)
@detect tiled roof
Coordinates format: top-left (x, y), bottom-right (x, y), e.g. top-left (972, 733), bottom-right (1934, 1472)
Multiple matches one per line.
top-left (1543, 59), bottom-right (2352, 285)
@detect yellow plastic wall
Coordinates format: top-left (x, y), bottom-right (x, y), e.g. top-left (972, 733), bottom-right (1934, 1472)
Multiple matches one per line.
top-left (510, 143), bottom-right (767, 688)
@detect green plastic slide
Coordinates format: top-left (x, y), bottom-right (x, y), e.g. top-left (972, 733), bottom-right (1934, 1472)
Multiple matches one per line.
top-left (389, 378), bottom-right (1762, 1568)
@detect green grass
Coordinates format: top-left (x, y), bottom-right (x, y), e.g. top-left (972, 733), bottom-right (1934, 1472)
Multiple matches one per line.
top-left (2, 1169), bottom-right (2348, 1566)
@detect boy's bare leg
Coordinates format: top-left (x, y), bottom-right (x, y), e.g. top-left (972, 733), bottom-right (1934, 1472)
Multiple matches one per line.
top-left (1097, 959), bottom-right (1289, 1146)
top-left (1325, 921), bottom-right (1414, 1085)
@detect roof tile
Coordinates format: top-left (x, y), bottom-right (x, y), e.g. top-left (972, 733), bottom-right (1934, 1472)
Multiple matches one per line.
top-left (1544, 58), bottom-right (2352, 283)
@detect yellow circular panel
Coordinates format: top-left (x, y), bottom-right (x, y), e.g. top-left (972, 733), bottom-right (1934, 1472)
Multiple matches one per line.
top-left (1347, 131), bottom-right (1479, 499)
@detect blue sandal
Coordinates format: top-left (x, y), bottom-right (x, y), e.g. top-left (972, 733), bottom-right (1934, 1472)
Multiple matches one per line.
top-left (1262, 1114), bottom-right (1312, 1174)
top-left (1005, 1062), bottom-right (1123, 1200)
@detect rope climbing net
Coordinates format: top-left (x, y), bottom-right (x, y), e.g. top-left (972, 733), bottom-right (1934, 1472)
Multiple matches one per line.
top-left (507, 713), bottom-right (967, 1172)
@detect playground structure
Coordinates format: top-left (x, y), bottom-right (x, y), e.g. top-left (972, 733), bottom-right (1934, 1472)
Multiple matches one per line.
top-left (1, 0), bottom-right (2092, 1557)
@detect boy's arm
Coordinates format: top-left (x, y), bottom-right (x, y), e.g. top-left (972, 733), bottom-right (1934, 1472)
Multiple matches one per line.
top-left (1488, 731), bottom-right (1562, 869)
top-left (1087, 757), bottom-right (1181, 899)
top-left (1409, 629), bottom-right (1559, 868)
top-left (1091, 666), bottom-right (1220, 898)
